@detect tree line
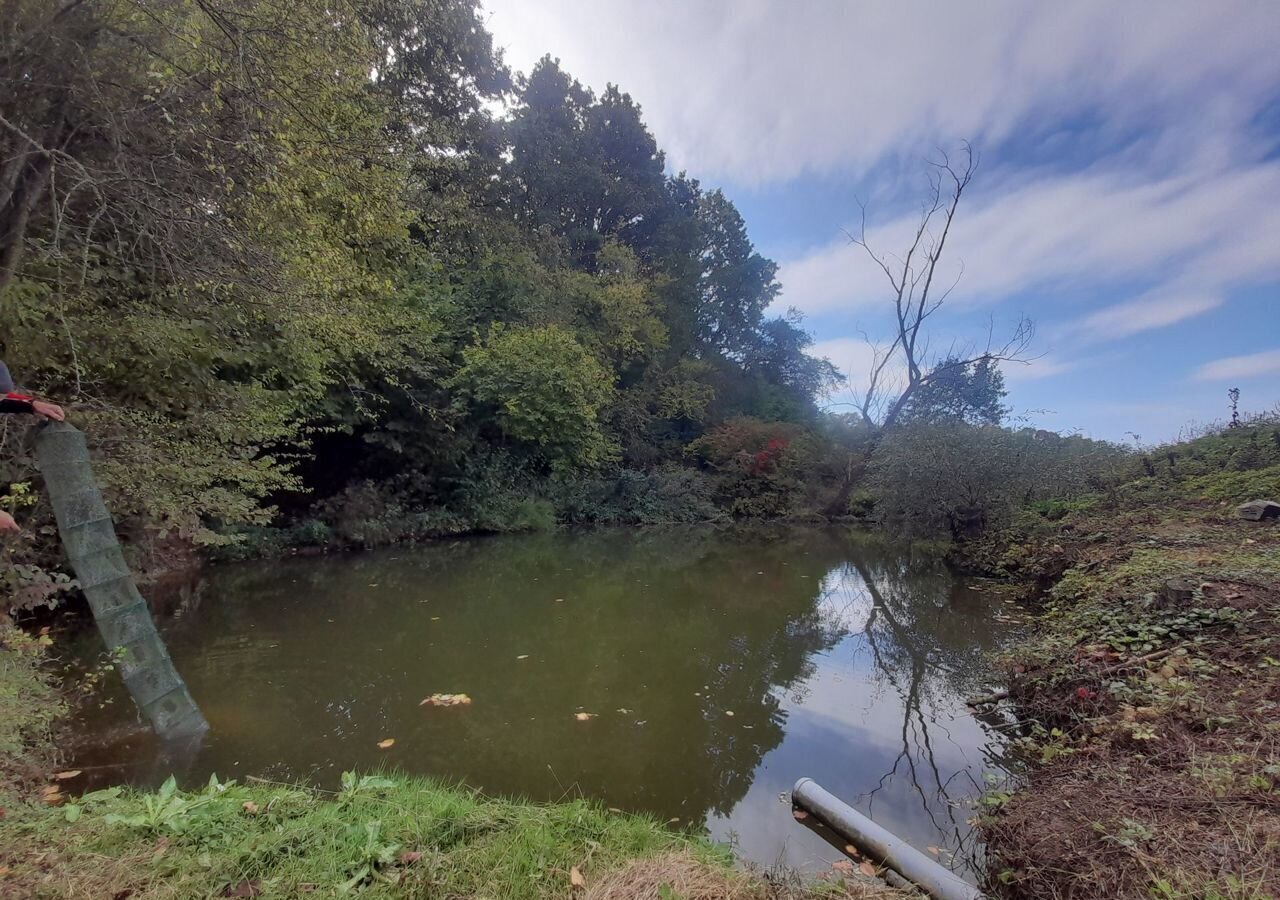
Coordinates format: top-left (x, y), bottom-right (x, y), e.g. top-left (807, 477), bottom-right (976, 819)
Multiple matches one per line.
top-left (1, 0), bottom-right (1139, 612)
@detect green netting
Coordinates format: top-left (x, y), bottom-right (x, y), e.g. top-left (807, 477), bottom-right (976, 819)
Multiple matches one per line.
top-left (35, 422), bottom-right (208, 739)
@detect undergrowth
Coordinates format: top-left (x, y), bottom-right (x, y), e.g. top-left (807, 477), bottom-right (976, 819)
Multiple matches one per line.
top-left (0, 770), bottom-right (891, 899)
top-left (0, 626), bottom-right (63, 800)
top-left (973, 424), bottom-right (1280, 900)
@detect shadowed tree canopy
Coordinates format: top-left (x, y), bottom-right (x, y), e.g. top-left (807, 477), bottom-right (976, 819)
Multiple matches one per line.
top-left (1, 0), bottom-right (850, 592)
top-left (900, 356), bottom-right (1009, 426)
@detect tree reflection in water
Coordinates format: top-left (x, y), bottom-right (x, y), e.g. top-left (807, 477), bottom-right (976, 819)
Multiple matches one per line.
top-left (57, 527), bottom-right (1015, 875)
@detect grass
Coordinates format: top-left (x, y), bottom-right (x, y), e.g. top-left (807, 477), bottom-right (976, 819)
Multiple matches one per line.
top-left (0, 626), bottom-right (63, 800)
top-left (0, 769), bottom-right (896, 899)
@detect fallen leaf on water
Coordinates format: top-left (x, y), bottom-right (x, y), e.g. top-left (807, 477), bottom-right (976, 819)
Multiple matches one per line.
top-left (54, 770), bottom-right (82, 780)
top-left (377, 738), bottom-right (396, 749)
top-left (242, 801), bottom-right (260, 814)
top-left (399, 851), bottom-right (422, 865)
top-left (858, 861), bottom-right (878, 877)
top-left (616, 708), bottom-right (632, 714)
top-left (574, 712), bottom-right (596, 721)
top-left (420, 693), bottom-right (472, 707)
top-left (555, 598), bottom-right (565, 602)
top-left (570, 866), bottom-right (586, 889)
top-left (792, 809), bottom-right (809, 821)
top-left (831, 860), bottom-right (854, 875)
top-left (516, 655), bottom-right (529, 660)
top-left (725, 710), bottom-right (735, 717)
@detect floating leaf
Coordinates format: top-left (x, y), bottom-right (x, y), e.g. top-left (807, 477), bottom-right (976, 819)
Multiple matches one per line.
top-left (377, 738), bottom-right (396, 749)
top-left (574, 712), bottom-right (596, 721)
top-left (516, 655), bottom-right (529, 660)
top-left (725, 710), bottom-right (735, 717)
top-left (616, 708), bottom-right (632, 714)
top-left (420, 693), bottom-right (472, 708)
top-left (570, 866), bottom-right (586, 889)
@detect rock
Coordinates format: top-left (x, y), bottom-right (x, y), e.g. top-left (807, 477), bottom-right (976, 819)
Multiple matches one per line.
top-left (1158, 578), bottom-right (1197, 605)
top-left (1237, 500), bottom-right (1280, 521)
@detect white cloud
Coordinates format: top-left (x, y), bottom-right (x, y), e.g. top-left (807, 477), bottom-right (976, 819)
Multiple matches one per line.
top-left (482, 0), bottom-right (1280, 185)
top-left (1075, 294), bottom-right (1224, 342)
top-left (1193, 348), bottom-right (1280, 382)
top-left (774, 158), bottom-right (1280, 328)
top-left (482, 0), bottom-right (1280, 437)
top-left (1002, 354), bottom-right (1077, 383)
top-left (807, 336), bottom-right (907, 409)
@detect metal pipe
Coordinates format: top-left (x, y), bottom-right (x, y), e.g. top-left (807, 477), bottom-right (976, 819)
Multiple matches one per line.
top-left (791, 777), bottom-right (985, 900)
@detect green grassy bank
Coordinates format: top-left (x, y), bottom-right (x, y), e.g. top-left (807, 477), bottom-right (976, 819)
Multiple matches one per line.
top-left (0, 635), bottom-right (891, 899)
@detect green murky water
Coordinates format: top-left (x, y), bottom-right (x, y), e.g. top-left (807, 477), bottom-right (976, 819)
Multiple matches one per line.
top-left (62, 527), bottom-right (1017, 876)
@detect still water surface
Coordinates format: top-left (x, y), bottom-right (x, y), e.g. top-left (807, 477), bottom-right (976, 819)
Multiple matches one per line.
top-left (63, 527), bottom-right (1017, 877)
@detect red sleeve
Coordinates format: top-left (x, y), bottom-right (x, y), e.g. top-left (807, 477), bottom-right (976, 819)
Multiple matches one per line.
top-left (0, 392), bottom-right (35, 414)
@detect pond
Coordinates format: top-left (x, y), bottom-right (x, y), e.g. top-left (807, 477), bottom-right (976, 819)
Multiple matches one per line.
top-left (59, 526), bottom-right (1019, 879)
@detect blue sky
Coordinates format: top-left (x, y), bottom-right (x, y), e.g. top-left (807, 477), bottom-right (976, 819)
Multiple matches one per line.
top-left (483, 0), bottom-right (1280, 442)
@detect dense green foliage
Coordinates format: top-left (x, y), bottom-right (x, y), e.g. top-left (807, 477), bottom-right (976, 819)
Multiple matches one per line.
top-left (0, 0), bottom-right (849, 605)
top-left (3, 0), bottom-right (1271, 618)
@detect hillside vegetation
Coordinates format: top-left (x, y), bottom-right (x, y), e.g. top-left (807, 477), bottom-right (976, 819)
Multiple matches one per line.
top-left (2, 0), bottom-right (846, 609)
top-left (968, 420), bottom-right (1280, 899)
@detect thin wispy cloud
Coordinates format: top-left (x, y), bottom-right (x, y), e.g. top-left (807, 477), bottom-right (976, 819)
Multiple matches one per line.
top-left (1074, 294), bottom-right (1225, 342)
top-left (484, 0), bottom-right (1280, 184)
top-left (1193, 349), bottom-right (1280, 383)
top-left (775, 158), bottom-right (1280, 330)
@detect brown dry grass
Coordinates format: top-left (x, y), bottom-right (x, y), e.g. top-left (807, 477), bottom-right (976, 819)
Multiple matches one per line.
top-left (584, 851), bottom-right (899, 900)
top-left (981, 507), bottom-right (1280, 899)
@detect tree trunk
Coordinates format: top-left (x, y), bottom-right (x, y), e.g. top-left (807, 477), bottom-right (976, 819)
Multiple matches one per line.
top-left (0, 152), bottom-right (53, 294)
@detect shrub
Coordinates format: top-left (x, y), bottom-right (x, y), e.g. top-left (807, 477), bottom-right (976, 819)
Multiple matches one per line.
top-left (869, 423), bottom-right (1126, 539)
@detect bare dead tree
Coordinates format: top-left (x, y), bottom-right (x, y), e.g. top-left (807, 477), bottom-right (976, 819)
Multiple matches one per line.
top-left (846, 144), bottom-right (1034, 432)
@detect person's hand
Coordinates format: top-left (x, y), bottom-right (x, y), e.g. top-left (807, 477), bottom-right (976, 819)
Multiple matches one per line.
top-left (32, 400), bottom-right (65, 421)
top-left (0, 511), bottom-right (18, 534)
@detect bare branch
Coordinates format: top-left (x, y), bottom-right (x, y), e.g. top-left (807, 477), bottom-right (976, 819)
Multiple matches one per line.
top-left (837, 144), bottom-right (1031, 432)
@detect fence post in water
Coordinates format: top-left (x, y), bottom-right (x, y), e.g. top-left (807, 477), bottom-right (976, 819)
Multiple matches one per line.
top-left (35, 421), bottom-right (208, 739)
top-left (791, 777), bottom-right (986, 900)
